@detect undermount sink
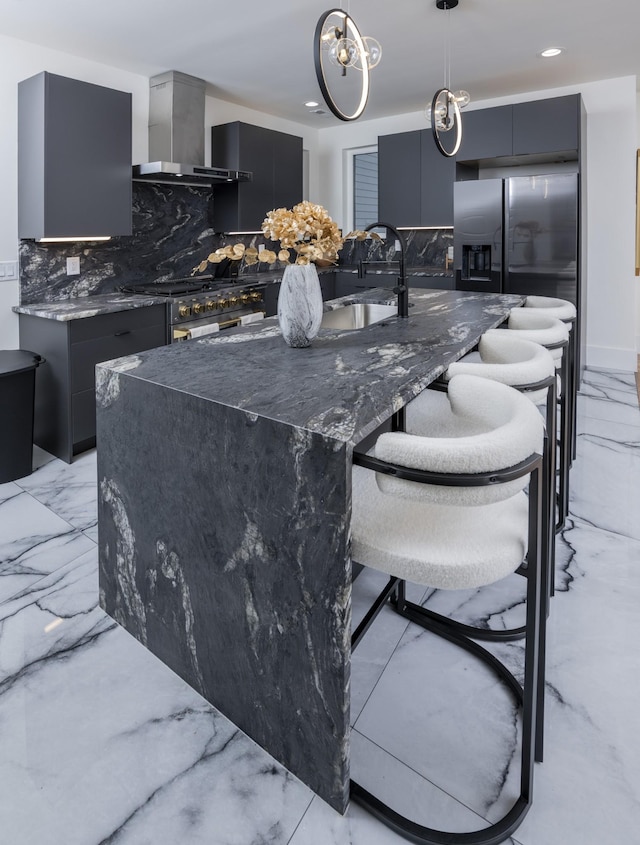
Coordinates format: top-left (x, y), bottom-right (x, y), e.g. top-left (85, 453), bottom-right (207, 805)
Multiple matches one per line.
top-left (320, 303), bottom-right (397, 331)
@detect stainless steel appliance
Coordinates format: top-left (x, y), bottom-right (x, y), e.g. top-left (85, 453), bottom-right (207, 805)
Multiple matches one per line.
top-left (120, 277), bottom-right (266, 342)
top-left (131, 71), bottom-right (252, 187)
top-left (454, 173), bottom-right (579, 306)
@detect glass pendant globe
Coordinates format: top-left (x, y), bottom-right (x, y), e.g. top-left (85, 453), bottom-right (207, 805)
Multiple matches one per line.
top-left (354, 36), bottom-right (382, 70)
top-left (328, 37), bottom-right (358, 68)
top-left (453, 90), bottom-right (471, 108)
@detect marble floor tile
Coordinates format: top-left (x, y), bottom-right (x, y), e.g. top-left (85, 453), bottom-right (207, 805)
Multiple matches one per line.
top-left (16, 448), bottom-right (98, 530)
top-left (0, 553), bottom-right (314, 845)
top-left (351, 567), bottom-right (428, 721)
top-left (0, 486), bottom-right (95, 605)
top-left (14, 447), bottom-right (98, 533)
top-left (569, 418), bottom-right (640, 540)
top-left (577, 368), bottom-right (640, 427)
top-left (289, 731), bottom-right (520, 845)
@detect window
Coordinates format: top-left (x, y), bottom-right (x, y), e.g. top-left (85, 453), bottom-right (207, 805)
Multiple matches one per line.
top-left (353, 151), bottom-right (378, 230)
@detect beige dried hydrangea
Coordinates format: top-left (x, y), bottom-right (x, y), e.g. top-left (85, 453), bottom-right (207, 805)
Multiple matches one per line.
top-left (261, 201), bottom-right (344, 265)
top-left (191, 203), bottom-right (371, 275)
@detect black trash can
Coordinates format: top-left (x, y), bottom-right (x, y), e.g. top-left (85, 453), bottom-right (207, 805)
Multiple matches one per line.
top-left (0, 350), bottom-right (45, 483)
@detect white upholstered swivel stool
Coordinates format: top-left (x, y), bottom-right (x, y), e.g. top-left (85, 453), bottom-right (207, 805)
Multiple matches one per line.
top-left (491, 310), bottom-right (571, 529)
top-left (524, 295), bottom-right (578, 462)
top-left (407, 333), bottom-right (556, 430)
top-left (524, 294), bottom-right (576, 322)
top-left (406, 333), bottom-right (557, 610)
top-left (350, 374), bottom-right (547, 845)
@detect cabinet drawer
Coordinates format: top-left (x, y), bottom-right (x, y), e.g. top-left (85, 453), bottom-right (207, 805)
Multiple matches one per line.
top-left (71, 323), bottom-right (167, 393)
top-left (69, 304), bottom-right (166, 343)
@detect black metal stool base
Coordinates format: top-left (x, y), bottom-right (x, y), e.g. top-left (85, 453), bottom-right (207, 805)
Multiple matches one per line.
top-left (351, 781), bottom-right (531, 845)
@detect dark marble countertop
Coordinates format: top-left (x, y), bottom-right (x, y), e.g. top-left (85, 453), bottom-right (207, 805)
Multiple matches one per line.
top-left (96, 288), bottom-right (522, 447)
top-left (12, 293), bottom-right (168, 321)
top-left (95, 284), bottom-right (524, 814)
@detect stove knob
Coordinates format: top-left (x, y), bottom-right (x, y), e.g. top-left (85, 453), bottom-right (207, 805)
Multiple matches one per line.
top-left (193, 302), bottom-right (206, 315)
top-left (205, 300), bottom-right (217, 311)
top-left (218, 297), bottom-right (229, 309)
top-left (228, 295), bottom-right (240, 307)
top-left (240, 293), bottom-right (251, 304)
top-left (178, 304), bottom-right (191, 318)
top-left (250, 291), bottom-right (262, 302)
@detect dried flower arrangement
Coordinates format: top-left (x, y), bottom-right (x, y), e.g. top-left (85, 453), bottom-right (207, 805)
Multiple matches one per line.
top-left (192, 201), bottom-right (380, 275)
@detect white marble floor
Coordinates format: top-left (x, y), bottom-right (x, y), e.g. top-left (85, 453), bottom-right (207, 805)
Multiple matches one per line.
top-left (0, 367), bottom-right (638, 845)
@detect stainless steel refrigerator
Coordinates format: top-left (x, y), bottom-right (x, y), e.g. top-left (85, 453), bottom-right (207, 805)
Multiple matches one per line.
top-left (453, 173), bottom-right (579, 306)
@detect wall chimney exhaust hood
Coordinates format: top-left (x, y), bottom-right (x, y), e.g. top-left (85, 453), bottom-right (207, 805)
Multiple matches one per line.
top-left (132, 71), bottom-right (252, 188)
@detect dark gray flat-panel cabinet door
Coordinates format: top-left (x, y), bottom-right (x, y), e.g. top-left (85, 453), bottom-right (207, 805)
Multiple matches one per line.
top-left (378, 131), bottom-right (421, 227)
top-left (420, 129), bottom-right (456, 226)
top-left (273, 130), bottom-right (304, 211)
top-left (211, 122), bottom-right (302, 232)
top-left (18, 72), bottom-right (132, 239)
top-left (456, 105), bottom-right (513, 161)
top-left (512, 95), bottom-right (580, 155)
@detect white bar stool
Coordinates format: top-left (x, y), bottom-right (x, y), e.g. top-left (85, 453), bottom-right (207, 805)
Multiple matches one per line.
top-left (351, 374), bottom-right (547, 845)
top-left (406, 333), bottom-right (557, 616)
top-left (524, 296), bottom-right (578, 462)
top-left (487, 311), bottom-right (571, 531)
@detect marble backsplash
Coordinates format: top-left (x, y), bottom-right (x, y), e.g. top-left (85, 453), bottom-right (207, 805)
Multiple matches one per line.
top-left (19, 183), bottom-right (453, 304)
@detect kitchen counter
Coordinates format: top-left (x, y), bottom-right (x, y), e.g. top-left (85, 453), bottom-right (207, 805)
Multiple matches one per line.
top-left (96, 288), bottom-right (523, 814)
top-left (337, 264), bottom-right (453, 278)
top-left (13, 292), bottom-right (167, 321)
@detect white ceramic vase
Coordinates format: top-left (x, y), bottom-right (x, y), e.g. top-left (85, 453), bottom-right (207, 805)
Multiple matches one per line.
top-left (277, 263), bottom-right (323, 348)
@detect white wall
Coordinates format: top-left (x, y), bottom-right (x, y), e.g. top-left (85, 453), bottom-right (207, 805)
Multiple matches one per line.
top-left (317, 77), bottom-right (639, 372)
top-left (0, 34), bottom-right (321, 349)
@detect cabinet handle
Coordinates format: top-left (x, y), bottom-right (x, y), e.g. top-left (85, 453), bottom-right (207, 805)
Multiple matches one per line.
top-left (114, 330), bottom-right (131, 337)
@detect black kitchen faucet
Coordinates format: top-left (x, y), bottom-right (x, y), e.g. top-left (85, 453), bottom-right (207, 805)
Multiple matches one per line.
top-left (363, 221), bottom-right (409, 317)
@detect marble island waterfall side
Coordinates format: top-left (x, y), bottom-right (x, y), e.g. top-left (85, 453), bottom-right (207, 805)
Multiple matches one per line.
top-left (96, 288), bottom-right (523, 813)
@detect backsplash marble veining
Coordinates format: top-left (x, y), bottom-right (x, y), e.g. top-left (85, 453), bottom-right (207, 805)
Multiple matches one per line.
top-left (19, 183), bottom-right (453, 304)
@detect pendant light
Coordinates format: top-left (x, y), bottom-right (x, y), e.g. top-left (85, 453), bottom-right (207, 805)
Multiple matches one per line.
top-left (426, 0), bottom-right (470, 157)
top-left (314, 6), bottom-right (382, 121)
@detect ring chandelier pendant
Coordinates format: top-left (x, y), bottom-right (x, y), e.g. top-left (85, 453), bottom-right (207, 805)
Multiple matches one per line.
top-left (314, 8), bottom-right (380, 122)
top-left (431, 87), bottom-right (462, 157)
top-left (428, 0), bottom-right (469, 157)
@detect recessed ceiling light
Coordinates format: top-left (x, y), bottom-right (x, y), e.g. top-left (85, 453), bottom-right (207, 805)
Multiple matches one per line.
top-left (540, 47), bottom-right (562, 58)
top-left (304, 100), bottom-right (319, 108)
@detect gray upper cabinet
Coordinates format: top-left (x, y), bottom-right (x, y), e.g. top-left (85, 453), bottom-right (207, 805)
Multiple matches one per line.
top-left (456, 106), bottom-right (514, 161)
top-left (512, 95), bottom-right (580, 155)
top-left (18, 72), bottom-right (132, 239)
top-left (420, 130), bottom-right (456, 226)
top-left (456, 95), bottom-right (581, 162)
top-left (378, 129), bottom-right (455, 227)
top-left (211, 122), bottom-right (303, 232)
top-left (378, 131), bottom-right (422, 227)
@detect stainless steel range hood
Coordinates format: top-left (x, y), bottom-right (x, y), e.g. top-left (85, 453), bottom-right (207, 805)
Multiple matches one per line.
top-left (132, 71), bottom-right (251, 187)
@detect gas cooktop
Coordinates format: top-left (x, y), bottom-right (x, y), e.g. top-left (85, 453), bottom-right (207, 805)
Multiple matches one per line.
top-left (120, 276), bottom-right (244, 297)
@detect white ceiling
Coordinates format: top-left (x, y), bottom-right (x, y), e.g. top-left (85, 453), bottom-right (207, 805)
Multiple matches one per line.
top-left (2, 0), bottom-right (639, 126)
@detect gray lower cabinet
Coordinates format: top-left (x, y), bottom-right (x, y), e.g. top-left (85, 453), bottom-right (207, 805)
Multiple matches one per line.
top-left (19, 305), bottom-right (167, 462)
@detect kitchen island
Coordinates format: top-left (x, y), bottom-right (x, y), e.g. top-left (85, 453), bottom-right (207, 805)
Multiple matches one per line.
top-left (97, 288), bottom-right (523, 813)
